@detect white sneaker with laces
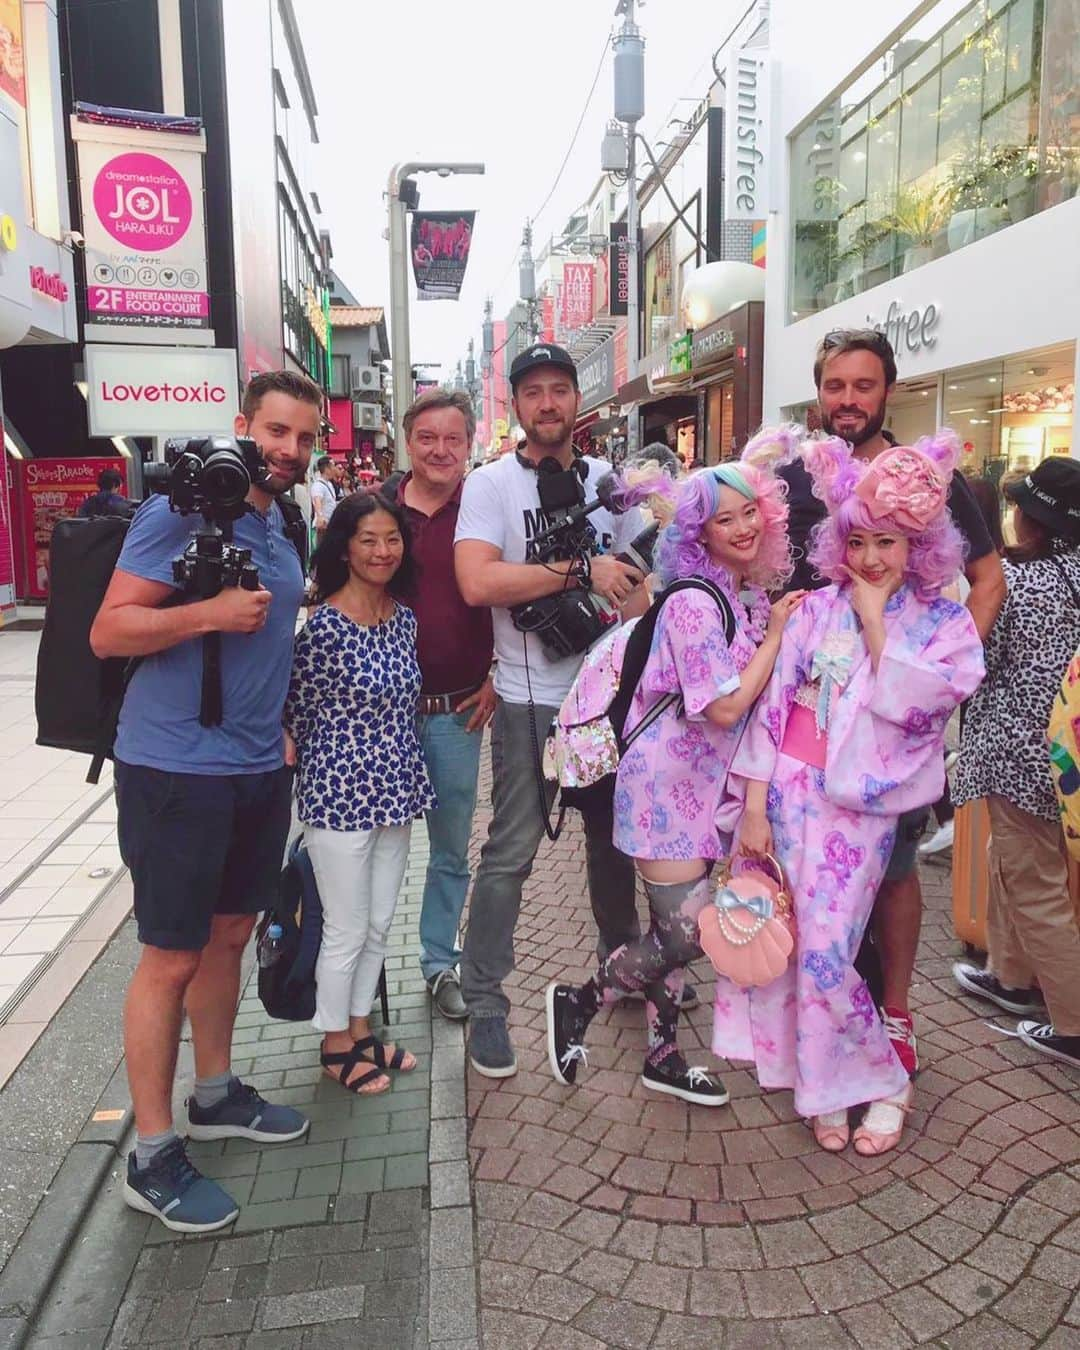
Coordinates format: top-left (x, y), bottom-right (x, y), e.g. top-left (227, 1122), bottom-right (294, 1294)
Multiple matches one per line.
top-left (919, 819), bottom-right (954, 856)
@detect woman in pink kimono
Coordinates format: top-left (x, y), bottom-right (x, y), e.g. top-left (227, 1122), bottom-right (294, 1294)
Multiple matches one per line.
top-left (716, 432), bottom-right (984, 1154)
top-left (545, 431), bottom-right (805, 1106)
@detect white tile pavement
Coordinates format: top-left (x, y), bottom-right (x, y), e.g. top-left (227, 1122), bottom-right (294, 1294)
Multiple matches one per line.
top-left (0, 623), bottom-right (130, 1075)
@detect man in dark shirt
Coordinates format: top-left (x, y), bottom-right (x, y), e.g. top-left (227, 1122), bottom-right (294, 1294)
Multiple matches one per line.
top-left (391, 389), bottom-right (495, 1020)
top-left (78, 467), bottom-right (133, 519)
top-left (779, 328), bottom-right (1005, 1077)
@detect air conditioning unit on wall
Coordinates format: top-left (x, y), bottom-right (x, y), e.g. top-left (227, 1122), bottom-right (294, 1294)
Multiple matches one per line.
top-left (351, 366), bottom-right (383, 396)
top-left (353, 402), bottom-right (382, 431)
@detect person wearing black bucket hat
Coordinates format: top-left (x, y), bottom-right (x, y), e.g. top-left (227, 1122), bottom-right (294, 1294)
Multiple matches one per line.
top-left (954, 456), bottom-right (1080, 1071)
top-left (1003, 458), bottom-right (1080, 544)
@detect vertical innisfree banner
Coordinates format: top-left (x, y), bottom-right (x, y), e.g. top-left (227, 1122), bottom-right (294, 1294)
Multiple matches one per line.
top-left (410, 211), bottom-right (476, 300)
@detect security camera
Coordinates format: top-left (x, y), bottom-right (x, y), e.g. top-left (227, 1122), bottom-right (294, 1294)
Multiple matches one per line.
top-left (63, 230), bottom-right (86, 250)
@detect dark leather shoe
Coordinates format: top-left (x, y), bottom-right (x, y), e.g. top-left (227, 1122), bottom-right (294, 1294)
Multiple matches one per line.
top-left (429, 968), bottom-right (468, 1021)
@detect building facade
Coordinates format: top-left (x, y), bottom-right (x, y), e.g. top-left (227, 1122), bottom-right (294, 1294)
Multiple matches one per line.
top-left (0, 0), bottom-right (81, 617)
top-left (0, 0), bottom-right (333, 601)
top-left (765, 0), bottom-right (1079, 483)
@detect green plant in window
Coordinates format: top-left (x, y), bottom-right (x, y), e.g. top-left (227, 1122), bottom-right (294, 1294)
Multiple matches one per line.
top-left (887, 180), bottom-right (955, 245)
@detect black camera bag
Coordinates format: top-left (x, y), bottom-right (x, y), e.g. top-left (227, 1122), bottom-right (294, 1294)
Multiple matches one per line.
top-left (35, 499), bottom-right (307, 783)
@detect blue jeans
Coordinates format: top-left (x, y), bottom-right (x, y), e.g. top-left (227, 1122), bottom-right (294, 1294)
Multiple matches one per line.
top-left (417, 711), bottom-right (483, 982)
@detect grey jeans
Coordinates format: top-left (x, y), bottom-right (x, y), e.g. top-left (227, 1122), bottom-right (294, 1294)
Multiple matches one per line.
top-left (461, 698), bottom-right (640, 1019)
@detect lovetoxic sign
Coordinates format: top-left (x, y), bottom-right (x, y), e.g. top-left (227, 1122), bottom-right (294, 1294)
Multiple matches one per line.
top-left (72, 118), bottom-right (210, 339)
top-left (85, 346), bottom-right (239, 437)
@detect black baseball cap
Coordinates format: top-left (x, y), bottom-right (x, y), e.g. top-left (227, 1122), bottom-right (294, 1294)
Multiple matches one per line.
top-left (1005, 458), bottom-right (1080, 544)
top-left (509, 343), bottom-right (578, 389)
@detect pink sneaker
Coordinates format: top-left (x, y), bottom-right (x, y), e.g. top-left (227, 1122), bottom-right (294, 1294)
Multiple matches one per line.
top-left (881, 1006), bottom-right (918, 1076)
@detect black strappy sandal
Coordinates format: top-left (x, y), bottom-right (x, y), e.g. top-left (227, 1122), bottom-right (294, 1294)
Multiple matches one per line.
top-left (354, 1034), bottom-right (415, 1073)
top-left (320, 1043), bottom-right (390, 1095)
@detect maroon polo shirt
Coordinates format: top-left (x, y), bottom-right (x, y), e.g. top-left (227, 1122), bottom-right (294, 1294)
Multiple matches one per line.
top-left (396, 474), bottom-right (494, 695)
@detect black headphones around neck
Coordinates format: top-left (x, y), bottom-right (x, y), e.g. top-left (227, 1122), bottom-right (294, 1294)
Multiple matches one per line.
top-left (515, 450), bottom-right (588, 482)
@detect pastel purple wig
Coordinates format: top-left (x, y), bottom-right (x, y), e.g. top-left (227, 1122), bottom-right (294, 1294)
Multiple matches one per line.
top-left (805, 430), bottom-right (966, 598)
top-left (655, 460), bottom-right (792, 591)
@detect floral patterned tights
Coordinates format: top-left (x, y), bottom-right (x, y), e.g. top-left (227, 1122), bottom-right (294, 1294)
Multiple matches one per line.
top-left (571, 875), bottom-right (710, 1068)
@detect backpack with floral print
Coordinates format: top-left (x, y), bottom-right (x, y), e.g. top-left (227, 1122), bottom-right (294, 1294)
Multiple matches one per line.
top-left (1048, 644), bottom-right (1080, 857)
top-left (544, 578), bottom-right (735, 810)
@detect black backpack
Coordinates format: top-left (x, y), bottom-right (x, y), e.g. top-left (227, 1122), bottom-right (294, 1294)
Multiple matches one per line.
top-left (257, 837), bottom-right (390, 1023)
top-left (35, 498), bottom-right (307, 783)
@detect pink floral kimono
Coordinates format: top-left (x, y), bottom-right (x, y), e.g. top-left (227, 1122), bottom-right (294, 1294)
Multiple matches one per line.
top-left (713, 583), bottom-right (985, 1115)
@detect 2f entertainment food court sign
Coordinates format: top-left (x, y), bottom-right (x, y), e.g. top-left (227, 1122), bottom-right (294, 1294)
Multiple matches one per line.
top-left (71, 115), bottom-right (211, 344)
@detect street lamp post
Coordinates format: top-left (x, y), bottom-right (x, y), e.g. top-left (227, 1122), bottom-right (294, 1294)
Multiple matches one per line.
top-left (613, 1), bottom-right (645, 458)
top-left (386, 161), bottom-right (485, 468)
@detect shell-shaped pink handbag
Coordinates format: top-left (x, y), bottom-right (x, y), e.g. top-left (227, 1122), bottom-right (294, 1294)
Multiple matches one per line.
top-left (698, 854), bottom-right (795, 989)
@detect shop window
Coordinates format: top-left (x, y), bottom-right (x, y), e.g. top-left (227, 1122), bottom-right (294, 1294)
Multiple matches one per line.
top-left (329, 355), bottom-right (350, 399)
top-left (945, 341), bottom-right (1075, 483)
top-left (788, 0), bottom-right (1079, 323)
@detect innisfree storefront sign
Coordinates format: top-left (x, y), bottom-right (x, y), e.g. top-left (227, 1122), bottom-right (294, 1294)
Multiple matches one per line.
top-left (863, 298), bottom-right (941, 357)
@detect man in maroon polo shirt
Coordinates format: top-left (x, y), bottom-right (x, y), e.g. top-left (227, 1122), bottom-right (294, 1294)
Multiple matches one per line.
top-left (389, 388), bottom-right (495, 1020)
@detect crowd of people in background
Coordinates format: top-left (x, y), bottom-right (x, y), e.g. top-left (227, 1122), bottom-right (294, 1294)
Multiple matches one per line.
top-left (88, 328), bottom-right (1080, 1235)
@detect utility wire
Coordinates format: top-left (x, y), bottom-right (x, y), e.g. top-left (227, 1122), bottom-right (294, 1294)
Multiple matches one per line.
top-left (491, 32), bottom-right (611, 298)
top-left (636, 133), bottom-right (713, 258)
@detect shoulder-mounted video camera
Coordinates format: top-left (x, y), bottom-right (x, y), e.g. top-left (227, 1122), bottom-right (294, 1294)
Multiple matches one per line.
top-left (510, 456), bottom-right (658, 660)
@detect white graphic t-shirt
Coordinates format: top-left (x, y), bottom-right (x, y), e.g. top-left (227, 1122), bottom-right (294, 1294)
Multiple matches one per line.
top-left (454, 453), bottom-right (644, 706)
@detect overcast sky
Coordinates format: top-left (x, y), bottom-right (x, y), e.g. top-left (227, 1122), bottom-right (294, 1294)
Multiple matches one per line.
top-left (300, 0), bottom-right (743, 377)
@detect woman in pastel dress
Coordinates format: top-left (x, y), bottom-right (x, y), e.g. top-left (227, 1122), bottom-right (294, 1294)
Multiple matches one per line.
top-left (545, 432), bottom-right (805, 1106)
top-left (717, 432), bottom-right (985, 1154)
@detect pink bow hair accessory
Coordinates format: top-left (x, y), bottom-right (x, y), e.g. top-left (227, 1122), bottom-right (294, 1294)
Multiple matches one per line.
top-left (853, 446), bottom-right (947, 532)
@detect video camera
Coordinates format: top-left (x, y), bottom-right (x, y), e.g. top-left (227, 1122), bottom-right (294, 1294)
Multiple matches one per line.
top-left (145, 435), bottom-right (269, 726)
top-left (510, 457), bottom-right (658, 659)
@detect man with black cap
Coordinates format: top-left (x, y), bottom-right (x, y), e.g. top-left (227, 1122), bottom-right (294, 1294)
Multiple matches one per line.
top-left (454, 343), bottom-right (650, 1077)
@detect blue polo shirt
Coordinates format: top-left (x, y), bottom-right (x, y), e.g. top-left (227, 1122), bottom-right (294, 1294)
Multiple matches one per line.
top-left (113, 494), bottom-right (305, 774)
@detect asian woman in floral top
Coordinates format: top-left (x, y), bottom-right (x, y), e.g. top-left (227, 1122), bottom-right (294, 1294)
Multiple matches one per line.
top-left (545, 429), bottom-right (805, 1107)
top-left (285, 493), bottom-right (434, 1096)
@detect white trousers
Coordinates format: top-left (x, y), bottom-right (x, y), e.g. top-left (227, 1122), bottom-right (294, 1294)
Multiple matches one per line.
top-left (304, 822), bottom-right (412, 1032)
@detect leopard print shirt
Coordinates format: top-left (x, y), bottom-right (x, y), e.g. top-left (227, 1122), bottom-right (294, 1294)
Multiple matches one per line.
top-left (956, 548), bottom-right (1080, 821)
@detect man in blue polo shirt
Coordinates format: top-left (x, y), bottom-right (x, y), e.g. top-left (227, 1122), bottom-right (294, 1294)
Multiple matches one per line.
top-left (90, 370), bottom-right (320, 1233)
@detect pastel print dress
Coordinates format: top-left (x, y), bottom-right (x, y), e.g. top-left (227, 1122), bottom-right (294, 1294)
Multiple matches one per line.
top-left (613, 575), bottom-right (770, 862)
top-left (712, 585), bottom-right (984, 1116)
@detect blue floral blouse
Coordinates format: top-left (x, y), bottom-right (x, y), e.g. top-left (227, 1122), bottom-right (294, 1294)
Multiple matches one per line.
top-left (284, 603), bottom-right (435, 830)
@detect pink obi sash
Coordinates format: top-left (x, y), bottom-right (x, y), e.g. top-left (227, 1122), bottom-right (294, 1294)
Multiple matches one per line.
top-left (780, 702), bottom-right (827, 770)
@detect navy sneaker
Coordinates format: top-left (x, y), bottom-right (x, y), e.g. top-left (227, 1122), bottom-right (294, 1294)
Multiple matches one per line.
top-left (186, 1080), bottom-right (309, 1143)
top-left (468, 1015), bottom-right (517, 1079)
top-left (123, 1138), bottom-right (239, 1233)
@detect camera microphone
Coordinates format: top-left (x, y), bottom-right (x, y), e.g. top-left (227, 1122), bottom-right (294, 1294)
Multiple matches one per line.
top-left (617, 522), bottom-right (659, 577)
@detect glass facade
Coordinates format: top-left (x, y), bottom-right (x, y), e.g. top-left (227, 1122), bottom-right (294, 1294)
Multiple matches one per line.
top-left (947, 340), bottom-right (1075, 478)
top-left (789, 0), bottom-right (1080, 321)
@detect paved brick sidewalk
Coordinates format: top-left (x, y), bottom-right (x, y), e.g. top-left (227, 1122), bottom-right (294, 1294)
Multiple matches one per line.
top-left (25, 826), bottom-right (479, 1348)
top-left (461, 758), bottom-right (1080, 1349)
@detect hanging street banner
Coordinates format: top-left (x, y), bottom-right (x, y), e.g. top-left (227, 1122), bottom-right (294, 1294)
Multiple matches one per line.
top-left (560, 262), bottom-right (594, 333)
top-left (410, 211), bottom-right (476, 301)
top-left (71, 113), bottom-right (212, 345)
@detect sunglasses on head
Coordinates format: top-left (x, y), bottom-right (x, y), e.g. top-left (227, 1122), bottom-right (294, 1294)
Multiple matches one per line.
top-left (821, 328), bottom-right (893, 354)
